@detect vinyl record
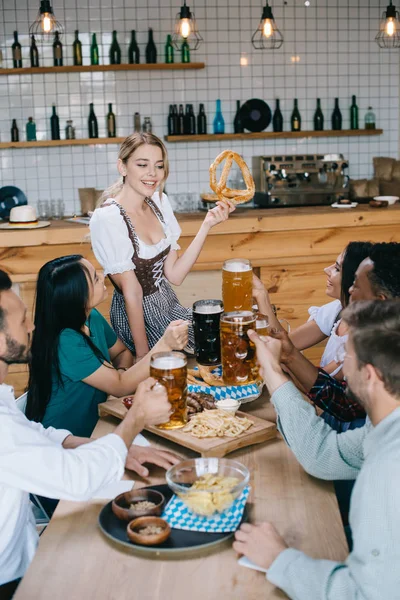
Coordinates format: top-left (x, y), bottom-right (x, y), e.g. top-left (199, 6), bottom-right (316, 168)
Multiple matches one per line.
top-left (239, 99), bottom-right (271, 133)
top-left (0, 186), bottom-right (28, 220)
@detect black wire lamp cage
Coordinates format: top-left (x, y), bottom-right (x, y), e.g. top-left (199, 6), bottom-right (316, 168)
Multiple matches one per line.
top-left (29, 0), bottom-right (64, 42)
top-left (375, 0), bottom-right (400, 48)
top-left (172, 1), bottom-right (203, 51)
top-left (251, 2), bottom-right (283, 50)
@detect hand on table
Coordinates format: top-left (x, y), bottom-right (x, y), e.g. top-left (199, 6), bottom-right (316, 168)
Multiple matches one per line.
top-left (203, 200), bottom-right (235, 229)
top-left (128, 377), bottom-right (172, 427)
top-left (126, 445), bottom-right (181, 478)
top-left (162, 319), bottom-right (189, 351)
top-left (233, 522), bottom-right (288, 571)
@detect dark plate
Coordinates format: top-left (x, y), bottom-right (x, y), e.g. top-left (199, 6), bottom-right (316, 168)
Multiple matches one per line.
top-left (239, 99), bottom-right (271, 132)
top-left (98, 484), bottom-right (247, 559)
top-left (0, 186), bottom-right (28, 220)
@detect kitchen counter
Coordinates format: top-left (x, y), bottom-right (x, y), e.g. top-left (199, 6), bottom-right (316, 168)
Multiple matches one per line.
top-left (2, 204), bottom-right (400, 394)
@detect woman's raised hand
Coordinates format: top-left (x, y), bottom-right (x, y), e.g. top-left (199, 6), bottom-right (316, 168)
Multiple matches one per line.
top-left (162, 320), bottom-right (189, 351)
top-left (203, 199), bottom-right (235, 229)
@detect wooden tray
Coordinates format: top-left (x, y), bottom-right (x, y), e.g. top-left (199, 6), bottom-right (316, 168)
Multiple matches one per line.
top-left (98, 396), bottom-right (277, 458)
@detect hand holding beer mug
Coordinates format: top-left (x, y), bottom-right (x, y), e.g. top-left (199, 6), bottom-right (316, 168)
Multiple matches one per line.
top-left (150, 352), bottom-right (187, 429)
top-left (220, 311), bottom-right (259, 385)
top-left (222, 258), bottom-right (253, 312)
top-left (161, 319), bottom-right (189, 351)
top-left (193, 299), bottom-right (223, 366)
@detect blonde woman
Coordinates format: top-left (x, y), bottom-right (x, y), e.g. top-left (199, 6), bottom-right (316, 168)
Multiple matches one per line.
top-left (90, 133), bottom-right (235, 358)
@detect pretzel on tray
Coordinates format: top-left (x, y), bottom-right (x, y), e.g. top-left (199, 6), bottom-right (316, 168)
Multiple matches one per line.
top-left (209, 150), bottom-right (255, 205)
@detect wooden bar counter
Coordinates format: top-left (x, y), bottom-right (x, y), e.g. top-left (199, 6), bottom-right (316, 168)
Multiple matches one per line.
top-left (2, 204), bottom-right (400, 395)
top-left (13, 394), bottom-right (348, 600)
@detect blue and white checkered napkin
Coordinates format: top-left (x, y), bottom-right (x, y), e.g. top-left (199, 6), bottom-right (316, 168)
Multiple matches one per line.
top-left (188, 366), bottom-right (261, 403)
top-left (162, 486), bottom-right (250, 533)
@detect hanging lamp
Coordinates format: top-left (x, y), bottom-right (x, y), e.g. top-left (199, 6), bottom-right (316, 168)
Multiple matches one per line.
top-left (172, 1), bottom-right (203, 51)
top-left (252, 2), bottom-right (283, 50)
top-left (375, 1), bottom-right (400, 47)
top-left (29, 1), bottom-right (64, 41)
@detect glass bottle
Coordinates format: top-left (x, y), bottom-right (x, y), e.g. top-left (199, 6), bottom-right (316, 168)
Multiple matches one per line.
top-left (90, 33), bottom-right (99, 65)
top-left (11, 119), bottom-right (19, 142)
top-left (142, 117), bottom-right (152, 133)
top-left (128, 30), bottom-right (140, 64)
top-left (0, 49), bottom-right (3, 68)
top-left (73, 30), bottom-right (83, 66)
top-left (65, 119), bottom-right (75, 139)
top-left (331, 98), bottom-right (342, 131)
top-left (168, 104), bottom-right (176, 135)
top-left (181, 40), bottom-right (190, 63)
top-left (197, 104), bottom-right (207, 134)
top-left (109, 30), bottom-right (121, 65)
top-left (188, 104), bottom-right (196, 134)
top-left (365, 106), bottom-right (376, 130)
top-left (184, 104), bottom-right (190, 134)
top-left (165, 34), bottom-right (174, 64)
top-left (107, 103), bottom-right (116, 137)
top-left (177, 104), bottom-right (185, 134)
top-left (146, 28), bottom-right (157, 64)
top-left (233, 100), bottom-right (244, 133)
top-left (30, 35), bottom-right (39, 68)
top-left (26, 117), bottom-right (36, 141)
top-left (88, 103), bottom-right (98, 138)
top-left (12, 31), bottom-right (22, 68)
top-left (134, 112), bottom-right (141, 132)
top-left (53, 31), bottom-right (63, 67)
top-left (350, 95), bottom-right (359, 130)
top-left (213, 99), bottom-right (225, 134)
top-left (291, 99), bottom-right (301, 132)
top-left (272, 99), bottom-right (283, 132)
top-left (314, 98), bottom-right (324, 131)
top-left (50, 105), bottom-right (60, 140)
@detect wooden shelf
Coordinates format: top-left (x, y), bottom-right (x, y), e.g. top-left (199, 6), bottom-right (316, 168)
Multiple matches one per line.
top-left (0, 63), bottom-right (205, 76)
top-left (0, 138), bottom-right (126, 149)
top-left (165, 129), bottom-right (384, 143)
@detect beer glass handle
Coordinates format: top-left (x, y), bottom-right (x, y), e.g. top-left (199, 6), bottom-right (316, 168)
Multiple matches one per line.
top-left (279, 319), bottom-right (291, 333)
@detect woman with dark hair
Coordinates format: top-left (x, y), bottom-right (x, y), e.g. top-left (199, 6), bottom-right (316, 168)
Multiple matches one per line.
top-left (253, 241), bottom-right (374, 378)
top-left (26, 254), bottom-right (188, 438)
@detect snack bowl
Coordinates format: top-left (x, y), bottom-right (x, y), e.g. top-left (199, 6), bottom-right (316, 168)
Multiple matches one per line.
top-left (127, 516), bottom-right (171, 546)
top-left (373, 195), bottom-right (399, 205)
top-left (215, 398), bottom-right (241, 414)
top-left (112, 488), bottom-right (165, 522)
top-left (166, 458), bottom-right (249, 518)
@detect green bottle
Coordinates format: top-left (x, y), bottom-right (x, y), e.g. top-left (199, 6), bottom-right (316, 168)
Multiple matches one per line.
top-left (165, 34), bottom-right (174, 64)
top-left (350, 95), bottom-right (359, 130)
top-left (109, 30), bottom-right (121, 65)
top-left (313, 98), bottom-right (324, 131)
top-left (73, 30), bottom-right (83, 66)
top-left (90, 33), bottom-right (99, 65)
top-left (181, 40), bottom-right (190, 63)
top-left (291, 99), bottom-right (301, 132)
top-left (26, 117), bottom-right (36, 141)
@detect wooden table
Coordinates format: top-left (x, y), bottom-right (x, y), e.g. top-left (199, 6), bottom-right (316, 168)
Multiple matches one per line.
top-left (14, 396), bottom-right (348, 600)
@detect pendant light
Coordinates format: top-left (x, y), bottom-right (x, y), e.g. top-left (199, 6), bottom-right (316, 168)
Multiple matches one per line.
top-left (375, 1), bottom-right (400, 48)
top-left (29, 1), bottom-right (64, 41)
top-left (172, 1), bottom-right (203, 51)
top-left (252, 2), bottom-right (283, 50)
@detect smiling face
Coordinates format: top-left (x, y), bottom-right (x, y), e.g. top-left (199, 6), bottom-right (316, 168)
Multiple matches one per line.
top-left (118, 143), bottom-right (165, 198)
top-left (80, 259), bottom-right (108, 309)
top-left (349, 258), bottom-right (377, 302)
top-left (324, 252), bottom-right (344, 300)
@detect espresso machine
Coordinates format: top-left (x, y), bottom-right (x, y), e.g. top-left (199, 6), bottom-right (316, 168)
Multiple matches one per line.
top-left (253, 153), bottom-right (350, 207)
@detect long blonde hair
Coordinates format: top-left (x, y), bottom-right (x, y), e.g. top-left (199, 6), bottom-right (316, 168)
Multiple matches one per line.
top-left (97, 132), bottom-right (169, 207)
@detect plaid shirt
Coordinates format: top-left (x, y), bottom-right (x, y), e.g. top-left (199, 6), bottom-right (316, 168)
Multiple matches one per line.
top-left (307, 369), bottom-right (366, 421)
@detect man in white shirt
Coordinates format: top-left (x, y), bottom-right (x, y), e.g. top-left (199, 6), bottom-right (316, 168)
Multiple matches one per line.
top-left (234, 300), bottom-right (400, 599)
top-left (0, 270), bottom-right (176, 596)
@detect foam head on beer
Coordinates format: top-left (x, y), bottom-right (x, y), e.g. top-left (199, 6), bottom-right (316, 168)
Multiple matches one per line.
top-left (151, 354), bottom-right (186, 371)
top-left (194, 303), bottom-right (223, 314)
top-left (223, 259), bottom-right (252, 272)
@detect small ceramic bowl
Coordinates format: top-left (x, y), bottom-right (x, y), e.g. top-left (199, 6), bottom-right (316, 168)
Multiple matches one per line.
top-left (373, 195), bottom-right (399, 205)
top-left (215, 399), bottom-right (241, 414)
top-left (112, 488), bottom-right (165, 522)
top-left (127, 516), bottom-right (171, 546)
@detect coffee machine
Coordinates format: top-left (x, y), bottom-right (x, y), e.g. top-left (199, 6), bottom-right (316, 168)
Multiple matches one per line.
top-left (253, 153), bottom-right (350, 207)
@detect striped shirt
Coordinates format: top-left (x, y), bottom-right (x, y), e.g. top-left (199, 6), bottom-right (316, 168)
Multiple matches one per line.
top-left (267, 381), bottom-right (400, 599)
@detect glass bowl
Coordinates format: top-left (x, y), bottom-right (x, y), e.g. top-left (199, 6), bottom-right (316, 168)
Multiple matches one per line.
top-left (166, 458), bottom-right (249, 518)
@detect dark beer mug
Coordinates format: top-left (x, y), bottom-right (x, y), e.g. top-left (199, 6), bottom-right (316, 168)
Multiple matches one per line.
top-left (193, 299), bottom-right (224, 366)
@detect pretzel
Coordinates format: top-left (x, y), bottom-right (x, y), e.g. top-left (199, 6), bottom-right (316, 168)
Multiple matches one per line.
top-left (209, 150), bottom-right (255, 205)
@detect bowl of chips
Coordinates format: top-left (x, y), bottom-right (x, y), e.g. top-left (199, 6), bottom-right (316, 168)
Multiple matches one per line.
top-left (166, 458), bottom-right (249, 517)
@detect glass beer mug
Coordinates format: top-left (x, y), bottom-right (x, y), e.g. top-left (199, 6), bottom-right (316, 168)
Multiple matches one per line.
top-left (222, 258), bottom-right (253, 312)
top-left (220, 311), bottom-right (259, 386)
top-left (150, 352), bottom-right (187, 429)
top-left (193, 299), bottom-right (223, 366)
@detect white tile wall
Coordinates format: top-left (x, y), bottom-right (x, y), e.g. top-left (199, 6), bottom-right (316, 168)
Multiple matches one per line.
top-left (0, 0), bottom-right (399, 214)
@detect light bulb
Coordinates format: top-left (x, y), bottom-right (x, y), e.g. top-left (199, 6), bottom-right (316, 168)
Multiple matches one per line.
top-left (263, 19), bottom-right (273, 38)
top-left (42, 13), bottom-right (52, 33)
top-left (180, 18), bottom-right (191, 38)
top-left (386, 17), bottom-right (395, 36)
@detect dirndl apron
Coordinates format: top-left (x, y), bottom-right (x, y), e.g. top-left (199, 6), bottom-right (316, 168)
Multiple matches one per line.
top-left (108, 199), bottom-right (194, 354)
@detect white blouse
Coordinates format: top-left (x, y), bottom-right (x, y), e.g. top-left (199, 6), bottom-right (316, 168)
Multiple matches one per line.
top-left (89, 192), bottom-right (182, 275)
top-left (308, 299), bottom-right (347, 376)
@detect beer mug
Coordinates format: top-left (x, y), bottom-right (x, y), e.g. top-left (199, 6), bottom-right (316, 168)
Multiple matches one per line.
top-left (254, 312), bottom-right (271, 337)
top-left (150, 352), bottom-right (187, 430)
top-left (220, 311), bottom-right (259, 386)
top-left (193, 299), bottom-right (223, 366)
top-left (222, 258), bottom-right (253, 312)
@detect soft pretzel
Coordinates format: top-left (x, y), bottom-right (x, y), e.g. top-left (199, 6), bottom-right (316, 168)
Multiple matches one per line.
top-left (209, 150), bottom-right (255, 205)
